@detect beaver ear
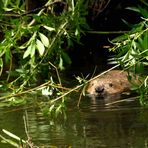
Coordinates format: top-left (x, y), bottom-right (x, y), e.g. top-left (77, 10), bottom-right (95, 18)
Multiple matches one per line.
top-left (109, 83), bottom-right (113, 87)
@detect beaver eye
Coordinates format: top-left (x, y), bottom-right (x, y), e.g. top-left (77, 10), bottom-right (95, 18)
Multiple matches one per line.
top-left (91, 83), bottom-right (94, 86)
top-left (109, 83), bottom-right (113, 87)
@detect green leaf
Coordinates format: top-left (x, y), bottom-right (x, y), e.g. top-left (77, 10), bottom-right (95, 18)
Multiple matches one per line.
top-left (49, 104), bottom-right (55, 112)
top-left (126, 7), bottom-right (140, 13)
top-left (23, 42), bottom-right (36, 59)
top-left (0, 58), bottom-right (3, 67)
top-left (39, 32), bottom-right (49, 47)
top-left (23, 44), bottom-right (32, 59)
top-left (61, 51), bottom-right (72, 65)
top-left (0, 0), bottom-right (3, 13)
top-left (138, 6), bottom-right (148, 18)
top-left (42, 25), bottom-right (55, 32)
top-left (36, 39), bottom-right (45, 56)
top-left (111, 34), bottom-right (129, 43)
top-left (26, 32), bottom-right (37, 46)
top-left (55, 104), bottom-right (62, 116)
top-left (30, 43), bottom-right (36, 58)
top-left (59, 56), bottom-right (65, 70)
top-left (143, 31), bottom-right (148, 49)
top-left (19, 43), bottom-right (28, 49)
top-left (135, 62), bottom-right (144, 74)
top-left (0, 58), bottom-right (3, 76)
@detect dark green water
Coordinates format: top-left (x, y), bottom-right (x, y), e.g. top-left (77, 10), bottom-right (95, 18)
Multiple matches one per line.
top-left (0, 96), bottom-right (148, 148)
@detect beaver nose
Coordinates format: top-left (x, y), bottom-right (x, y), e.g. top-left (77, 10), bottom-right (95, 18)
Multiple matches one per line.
top-left (95, 86), bottom-right (104, 93)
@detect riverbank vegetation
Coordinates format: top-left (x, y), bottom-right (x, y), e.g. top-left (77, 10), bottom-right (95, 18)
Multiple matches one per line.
top-left (0, 0), bottom-right (147, 115)
top-left (109, 4), bottom-right (148, 104)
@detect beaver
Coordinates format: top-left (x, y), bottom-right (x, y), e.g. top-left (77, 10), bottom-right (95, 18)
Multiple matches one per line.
top-left (86, 70), bottom-right (132, 98)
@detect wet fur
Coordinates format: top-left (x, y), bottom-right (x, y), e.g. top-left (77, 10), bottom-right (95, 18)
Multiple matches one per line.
top-left (87, 70), bottom-right (131, 97)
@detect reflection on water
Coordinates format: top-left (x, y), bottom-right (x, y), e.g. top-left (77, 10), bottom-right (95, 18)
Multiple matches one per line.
top-left (0, 107), bottom-right (26, 148)
top-left (1, 96), bottom-right (148, 148)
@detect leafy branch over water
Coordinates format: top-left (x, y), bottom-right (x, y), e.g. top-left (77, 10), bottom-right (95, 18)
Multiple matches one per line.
top-left (0, 0), bottom-right (148, 115)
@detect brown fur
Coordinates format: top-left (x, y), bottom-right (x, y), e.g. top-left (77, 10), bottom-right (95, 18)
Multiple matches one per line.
top-left (86, 70), bottom-right (132, 97)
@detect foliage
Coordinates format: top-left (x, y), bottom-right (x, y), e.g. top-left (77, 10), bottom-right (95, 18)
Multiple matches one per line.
top-left (0, 0), bottom-right (148, 112)
top-left (0, 0), bottom-right (88, 112)
top-left (110, 4), bottom-right (148, 105)
top-left (0, 0), bottom-right (88, 83)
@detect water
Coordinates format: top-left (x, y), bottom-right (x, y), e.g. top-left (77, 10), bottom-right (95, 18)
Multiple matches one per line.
top-left (0, 95), bottom-right (148, 148)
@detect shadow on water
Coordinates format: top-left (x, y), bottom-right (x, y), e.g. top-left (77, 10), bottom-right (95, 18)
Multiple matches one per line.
top-left (1, 94), bottom-right (148, 148)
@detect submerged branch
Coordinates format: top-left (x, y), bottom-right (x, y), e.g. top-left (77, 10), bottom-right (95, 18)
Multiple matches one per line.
top-left (86, 30), bottom-right (129, 34)
top-left (105, 96), bottom-right (139, 106)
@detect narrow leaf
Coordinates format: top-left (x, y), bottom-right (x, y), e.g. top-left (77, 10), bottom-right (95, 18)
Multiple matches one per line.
top-left (59, 56), bottom-right (65, 70)
top-left (26, 32), bottom-right (37, 46)
top-left (23, 44), bottom-right (32, 59)
top-left (39, 32), bottom-right (49, 47)
top-left (30, 43), bottom-right (36, 58)
top-left (49, 104), bottom-right (55, 112)
top-left (0, 58), bottom-right (3, 76)
top-left (61, 51), bottom-right (72, 65)
top-left (23, 42), bottom-right (36, 59)
top-left (43, 25), bottom-right (55, 31)
top-left (36, 39), bottom-right (45, 56)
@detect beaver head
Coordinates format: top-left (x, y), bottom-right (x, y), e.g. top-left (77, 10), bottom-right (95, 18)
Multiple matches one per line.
top-left (86, 70), bottom-right (131, 98)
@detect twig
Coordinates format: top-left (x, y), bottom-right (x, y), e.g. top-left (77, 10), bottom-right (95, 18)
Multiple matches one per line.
top-left (28, 1), bottom-right (56, 27)
top-left (51, 83), bottom-right (84, 104)
top-left (77, 89), bottom-right (84, 108)
top-left (23, 111), bottom-right (34, 148)
top-left (105, 96), bottom-right (139, 106)
top-left (51, 65), bottom-right (120, 104)
top-left (86, 30), bottom-right (129, 34)
top-left (87, 64), bottom-right (119, 83)
top-left (0, 81), bottom-right (71, 101)
top-left (48, 61), bottom-right (62, 88)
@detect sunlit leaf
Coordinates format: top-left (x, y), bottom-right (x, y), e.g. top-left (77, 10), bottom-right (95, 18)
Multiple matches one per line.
top-left (30, 43), bottom-right (36, 58)
top-left (19, 43), bottom-right (27, 49)
top-left (59, 56), bottom-right (65, 70)
top-left (126, 7), bottom-right (140, 13)
top-left (0, 58), bottom-right (3, 67)
top-left (36, 39), bottom-right (45, 56)
top-left (75, 29), bottom-right (79, 36)
top-left (42, 25), bottom-right (55, 32)
top-left (26, 32), bottom-right (37, 46)
top-left (49, 104), bottom-right (55, 112)
top-left (144, 76), bottom-right (148, 87)
top-left (56, 104), bottom-right (62, 115)
top-left (3, 8), bottom-right (13, 11)
top-left (39, 32), bottom-right (49, 47)
top-left (23, 42), bottom-right (36, 59)
top-left (23, 44), bottom-right (32, 59)
top-left (0, 58), bottom-right (3, 76)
